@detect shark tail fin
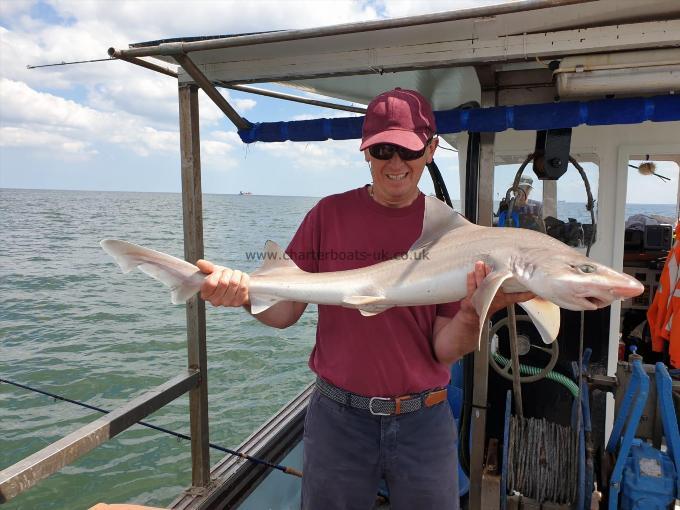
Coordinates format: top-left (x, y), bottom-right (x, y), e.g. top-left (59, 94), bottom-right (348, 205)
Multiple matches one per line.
top-left (249, 240), bottom-right (305, 315)
top-left (100, 239), bottom-right (204, 304)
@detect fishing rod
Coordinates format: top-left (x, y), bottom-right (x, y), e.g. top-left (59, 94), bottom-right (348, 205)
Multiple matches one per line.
top-left (0, 377), bottom-right (302, 478)
top-left (26, 58), bottom-right (115, 69)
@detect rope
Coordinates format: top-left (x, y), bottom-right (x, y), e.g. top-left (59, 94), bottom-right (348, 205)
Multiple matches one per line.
top-left (0, 377), bottom-right (303, 478)
top-left (507, 415), bottom-right (578, 504)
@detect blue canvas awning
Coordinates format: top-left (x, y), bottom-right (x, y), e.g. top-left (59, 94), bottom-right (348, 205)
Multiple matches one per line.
top-left (237, 94), bottom-right (680, 144)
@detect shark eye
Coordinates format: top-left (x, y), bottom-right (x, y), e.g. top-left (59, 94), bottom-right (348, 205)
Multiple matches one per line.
top-left (579, 264), bottom-right (596, 274)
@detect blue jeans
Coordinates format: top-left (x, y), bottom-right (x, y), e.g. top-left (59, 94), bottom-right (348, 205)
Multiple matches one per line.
top-left (301, 388), bottom-right (459, 510)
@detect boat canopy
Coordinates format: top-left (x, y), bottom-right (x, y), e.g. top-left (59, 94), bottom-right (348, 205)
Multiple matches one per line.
top-left (111, 0), bottom-right (679, 149)
top-left (237, 94), bottom-right (680, 144)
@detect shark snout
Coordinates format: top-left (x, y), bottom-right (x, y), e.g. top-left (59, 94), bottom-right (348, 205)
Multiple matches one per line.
top-left (610, 277), bottom-right (645, 299)
top-left (569, 273), bottom-right (644, 310)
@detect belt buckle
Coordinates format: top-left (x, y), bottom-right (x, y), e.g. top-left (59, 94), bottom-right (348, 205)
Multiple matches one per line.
top-left (368, 396), bottom-right (392, 416)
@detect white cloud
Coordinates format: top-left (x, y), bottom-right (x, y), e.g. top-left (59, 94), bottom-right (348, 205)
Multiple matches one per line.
top-left (234, 97), bottom-right (257, 112)
top-left (256, 139), bottom-right (362, 171)
top-left (0, 0), bottom-right (34, 20)
top-left (0, 0), bottom-right (379, 171)
top-left (0, 78), bottom-right (239, 160)
top-left (210, 130), bottom-right (242, 144)
top-left (0, 0), bottom-right (497, 193)
top-left (47, 1), bottom-right (379, 39)
top-left (291, 109), bottom-right (362, 122)
top-left (0, 126), bottom-right (96, 157)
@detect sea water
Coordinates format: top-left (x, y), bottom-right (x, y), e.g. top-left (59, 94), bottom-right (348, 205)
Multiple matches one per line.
top-left (0, 189), bottom-right (676, 509)
top-left (0, 189), bottom-right (319, 510)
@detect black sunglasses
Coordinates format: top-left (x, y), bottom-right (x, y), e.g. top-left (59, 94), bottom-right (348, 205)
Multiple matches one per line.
top-left (368, 137), bottom-right (435, 161)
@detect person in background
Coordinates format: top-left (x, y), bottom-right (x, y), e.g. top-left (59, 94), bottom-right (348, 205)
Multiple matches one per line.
top-left (498, 175), bottom-right (546, 232)
top-left (196, 88), bottom-right (533, 509)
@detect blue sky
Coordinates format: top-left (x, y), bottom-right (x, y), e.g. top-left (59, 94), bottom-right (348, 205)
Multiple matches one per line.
top-left (0, 0), bottom-right (678, 203)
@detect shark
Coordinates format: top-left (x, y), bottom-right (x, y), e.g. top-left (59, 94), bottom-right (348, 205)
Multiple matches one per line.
top-left (101, 196), bottom-right (643, 347)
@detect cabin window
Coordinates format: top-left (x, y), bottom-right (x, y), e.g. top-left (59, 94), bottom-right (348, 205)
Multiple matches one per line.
top-left (492, 156), bottom-right (600, 251)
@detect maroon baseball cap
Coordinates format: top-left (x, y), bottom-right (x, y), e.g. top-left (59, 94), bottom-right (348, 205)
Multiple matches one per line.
top-left (359, 88), bottom-right (436, 151)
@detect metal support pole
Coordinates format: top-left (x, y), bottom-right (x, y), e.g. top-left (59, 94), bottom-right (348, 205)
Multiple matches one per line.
top-left (107, 49), bottom-right (178, 78)
top-left (543, 179), bottom-right (557, 219)
top-left (178, 84), bottom-right (210, 488)
top-left (219, 83), bottom-right (366, 114)
top-left (469, 67), bottom-right (497, 510)
top-left (470, 133), bottom-right (494, 510)
top-left (507, 306), bottom-right (524, 418)
top-left (175, 54), bottom-right (251, 131)
top-left (477, 132), bottom-right (496, 227)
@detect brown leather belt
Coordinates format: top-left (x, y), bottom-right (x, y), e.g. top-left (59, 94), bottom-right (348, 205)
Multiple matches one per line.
top-left (315, 377), bottom-right (448, 416)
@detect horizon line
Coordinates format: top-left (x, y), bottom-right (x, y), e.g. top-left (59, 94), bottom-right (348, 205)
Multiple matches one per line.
top-left (1, 186), bottom-right (678, 207)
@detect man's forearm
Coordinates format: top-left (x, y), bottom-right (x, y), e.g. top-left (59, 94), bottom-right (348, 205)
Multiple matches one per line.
top-left (243, 300), bottom-right (307, 329)
top-left (433, 310), bottom-right (481, 365)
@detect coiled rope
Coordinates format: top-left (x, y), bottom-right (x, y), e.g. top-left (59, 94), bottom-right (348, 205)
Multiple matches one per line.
top-left (507, 415), bottom-right (579, 504)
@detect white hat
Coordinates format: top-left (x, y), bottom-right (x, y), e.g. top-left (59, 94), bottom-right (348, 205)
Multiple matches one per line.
top-left (519, 176), bottom-right (534, 188)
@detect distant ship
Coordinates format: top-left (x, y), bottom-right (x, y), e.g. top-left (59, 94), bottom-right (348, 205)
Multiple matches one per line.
top-left (239, 191), bottom-right (253, 195)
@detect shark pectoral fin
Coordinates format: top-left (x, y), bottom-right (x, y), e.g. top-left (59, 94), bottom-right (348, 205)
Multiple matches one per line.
top-left (517, 297), bottom-right (561, 344)
top-left (471, 270), bottom-right (514, 348)
top-left (359, 308), bottom-right (389, 317)
top-left (249, 294), bottom-right (282, 315)
top-left (343, 295), bottom-right (392, 316)
top-left (343, 295), bottom-right (385, 306)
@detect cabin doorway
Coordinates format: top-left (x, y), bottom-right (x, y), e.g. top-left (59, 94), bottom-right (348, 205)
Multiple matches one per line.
top-left (620, 155), bottom-right (680, 367)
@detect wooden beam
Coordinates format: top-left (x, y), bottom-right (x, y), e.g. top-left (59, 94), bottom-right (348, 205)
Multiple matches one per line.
top-left (178, 84), bottom-right (211, 488)
top-left (175, 54), bottom-right (251, 131)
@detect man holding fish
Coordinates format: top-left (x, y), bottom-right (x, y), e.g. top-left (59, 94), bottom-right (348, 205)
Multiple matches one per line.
top-left (102, 88), bottom-right (641, 508)
top-left (196, 89), bottom-right (535, 509)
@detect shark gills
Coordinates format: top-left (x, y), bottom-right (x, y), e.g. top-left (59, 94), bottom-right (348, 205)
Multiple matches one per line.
top-left (101, 196), bottom-right (643, 349)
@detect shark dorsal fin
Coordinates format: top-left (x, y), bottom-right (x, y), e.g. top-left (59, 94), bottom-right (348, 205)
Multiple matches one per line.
top-left (249, 240), bottom-right (304, 315)
top-left (410, 196), bottom-right (471, 251)
top-left (251, 240), bottom-right (302, 277)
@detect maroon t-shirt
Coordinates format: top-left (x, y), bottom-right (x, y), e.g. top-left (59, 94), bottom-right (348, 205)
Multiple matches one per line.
top-left (286, 186), bottom-right (459, 397)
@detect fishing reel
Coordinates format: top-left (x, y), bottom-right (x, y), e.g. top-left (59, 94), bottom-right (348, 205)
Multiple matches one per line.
top-left (488, 314), bottom-right (559, 383)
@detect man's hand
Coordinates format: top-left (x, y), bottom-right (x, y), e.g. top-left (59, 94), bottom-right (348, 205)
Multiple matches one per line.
top-left (458, 261), bottom-right (535, 325)
top-left (197, 259), bottom-right (250, 307)
top-left (433, 261), bottom-right (536, 364)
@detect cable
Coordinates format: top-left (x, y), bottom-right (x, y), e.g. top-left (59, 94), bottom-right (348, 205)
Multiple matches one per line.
top-left (426, 159), bottom-right (453, 208)
top-left (459, 131), bottom-right (482, 477)
top-left (0, 377), bottom-right (303, 478)
top-left (491, 353), bottom-right (580, 397)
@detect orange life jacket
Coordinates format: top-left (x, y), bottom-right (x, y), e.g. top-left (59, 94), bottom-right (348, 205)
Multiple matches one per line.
top-left (647, 223), bottom-right (680, 368)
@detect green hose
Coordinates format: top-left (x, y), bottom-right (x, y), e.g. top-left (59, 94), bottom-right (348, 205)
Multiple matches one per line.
top-left (492, 352), bottom-right (580, 398)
